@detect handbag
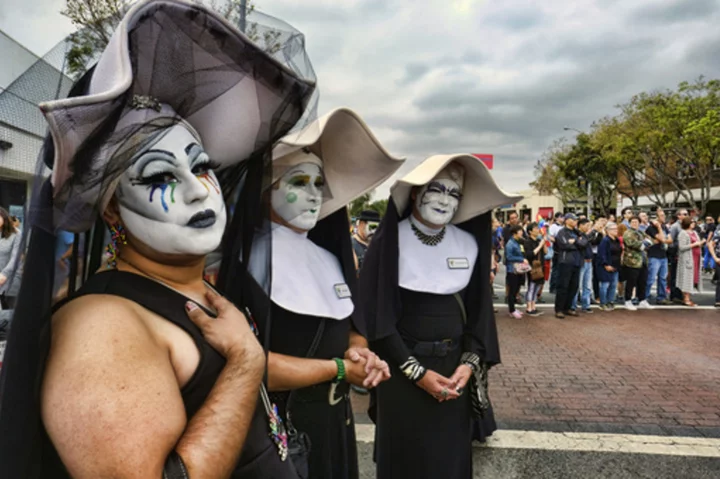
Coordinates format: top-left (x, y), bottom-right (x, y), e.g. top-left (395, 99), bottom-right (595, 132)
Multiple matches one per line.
top-left (452, 293), bottom-right (492, 417)
top-left (512, 262), bottom-right (531, 274)
top-left (530, 260), bottom-right (544, 281)
top-left (284, 320), bottom-right (326, 479)
top-left (544, 245), bottom-right (554, 260)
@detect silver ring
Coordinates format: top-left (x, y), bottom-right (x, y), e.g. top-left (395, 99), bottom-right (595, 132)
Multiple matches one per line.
top-left (440, 388), bottom-right (449, 399)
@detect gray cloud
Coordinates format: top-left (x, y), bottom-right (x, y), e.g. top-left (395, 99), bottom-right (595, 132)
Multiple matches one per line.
top-left (482, 9), bottom-right (546, 30)
top-left (631, 0), bottom-right (720, 24)
top-left (3, 0), bottom-right (720, 195)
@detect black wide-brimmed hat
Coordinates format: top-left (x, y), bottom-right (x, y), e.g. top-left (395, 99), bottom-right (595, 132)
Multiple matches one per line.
top-left (358, 210), bottom-right (381, 222)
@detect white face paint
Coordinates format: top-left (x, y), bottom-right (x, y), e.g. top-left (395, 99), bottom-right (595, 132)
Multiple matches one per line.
top-left (416, 178), bottom-right (462, 227)
top-left (115, 124), bottom-right (227, 256)
top-left (271, 162), bottom-right (324, 232)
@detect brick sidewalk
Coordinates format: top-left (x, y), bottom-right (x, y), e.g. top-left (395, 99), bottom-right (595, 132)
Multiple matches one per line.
top-left (490, 309), bottom-right (720, 437)
top-left (351, 309), bottom-right (720, 438)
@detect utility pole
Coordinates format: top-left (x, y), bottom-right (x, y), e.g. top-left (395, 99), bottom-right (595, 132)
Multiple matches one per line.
top-left (239, 0), bottom-right (247, 32)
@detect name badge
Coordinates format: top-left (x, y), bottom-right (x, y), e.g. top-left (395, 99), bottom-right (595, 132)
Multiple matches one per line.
top-left (447, 258), bottom-right (470, 269)
top-left (334, 283), bottom-right (352, 299)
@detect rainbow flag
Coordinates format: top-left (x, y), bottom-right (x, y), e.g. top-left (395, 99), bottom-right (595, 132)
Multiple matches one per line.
top-left (536, 213), bottom-right (547, 234)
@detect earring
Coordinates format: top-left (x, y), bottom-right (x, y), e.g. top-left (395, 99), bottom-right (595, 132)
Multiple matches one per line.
top-left (106, 223), bottom-right (127, 269)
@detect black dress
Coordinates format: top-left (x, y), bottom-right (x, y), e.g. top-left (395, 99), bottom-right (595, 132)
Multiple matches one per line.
top-left (374, 288), bottom-right (473, 479)
top-left (40, 270), bottom-right (297, 478)
top-left (262, 302), bottom-right (359, 479)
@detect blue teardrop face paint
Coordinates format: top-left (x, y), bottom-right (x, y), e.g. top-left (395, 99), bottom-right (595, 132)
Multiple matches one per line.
top-left (114, 124), bottom-right (227, 256)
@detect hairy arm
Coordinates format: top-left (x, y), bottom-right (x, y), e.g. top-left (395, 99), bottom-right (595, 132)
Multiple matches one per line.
top-left (42, 295), bottom-right (261, 479)
top-left (267, 352), bottom-right (339, 391)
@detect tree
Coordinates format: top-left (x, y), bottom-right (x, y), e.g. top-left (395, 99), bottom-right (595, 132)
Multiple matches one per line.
top-left (615, 79), bottom-right (720, 214)
top-left (61, 0), bottom-right (273, 78)
top-left (536, 77), bottom-right (720, 216)
top-left (61, 0), bottom-right (129, 77)
top-left (348, 192), bottom-right (373, 219)
top-left (347, 191), bottom-right (389, 219)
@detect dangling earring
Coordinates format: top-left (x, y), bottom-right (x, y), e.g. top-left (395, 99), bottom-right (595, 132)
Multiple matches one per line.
top-left (106, 223), bottom-right (127, 269)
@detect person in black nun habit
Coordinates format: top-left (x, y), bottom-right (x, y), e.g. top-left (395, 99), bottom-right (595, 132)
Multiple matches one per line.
top-left (0, 1), bottom-right (316, 477)
top-left (233, 108), bottom-right (405, 479)
top-left (358, 154), bottom-right (523, 479)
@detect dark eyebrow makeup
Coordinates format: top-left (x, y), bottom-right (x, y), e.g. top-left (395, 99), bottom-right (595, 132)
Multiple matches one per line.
top-left (133, 150), bottom-right (178, 177)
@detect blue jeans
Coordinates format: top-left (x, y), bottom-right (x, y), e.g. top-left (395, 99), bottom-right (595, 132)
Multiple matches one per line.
top-left (646, 257), bottom-right (668, 301)
top-left (599, 272), bottom-right (619, 306)
top-left (703, 247), bottom-right (715, 270)
top-left (572, 261), bottom-right (593, 310)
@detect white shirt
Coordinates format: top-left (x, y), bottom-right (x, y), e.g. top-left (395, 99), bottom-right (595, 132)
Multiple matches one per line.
top-left (398, 215), bottom-right (478, 295)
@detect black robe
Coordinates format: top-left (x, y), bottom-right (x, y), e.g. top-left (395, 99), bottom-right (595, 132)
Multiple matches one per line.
top-left (357, 201), bottom-right (499, 478)
top-left (226, 207), bottom-right (362, 479)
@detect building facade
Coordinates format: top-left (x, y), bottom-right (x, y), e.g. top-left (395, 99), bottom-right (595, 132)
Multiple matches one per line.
top-left (0, 30), bottom-right (72, 223)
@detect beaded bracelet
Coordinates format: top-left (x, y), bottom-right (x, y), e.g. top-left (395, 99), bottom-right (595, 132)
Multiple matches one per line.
top-left (399, 356), bottom-right (427, 382)
top-left (333, 358), bottom-right (346, 382)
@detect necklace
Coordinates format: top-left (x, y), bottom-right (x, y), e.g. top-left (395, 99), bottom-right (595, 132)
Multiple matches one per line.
top-left (411, 221), bottom-right (446, 246)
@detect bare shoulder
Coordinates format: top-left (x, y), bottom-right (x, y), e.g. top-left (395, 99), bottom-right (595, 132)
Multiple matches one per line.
top-left (44, 295), bottom-right (185, 477)
top-left (52, 293), bottom-right (147, 335)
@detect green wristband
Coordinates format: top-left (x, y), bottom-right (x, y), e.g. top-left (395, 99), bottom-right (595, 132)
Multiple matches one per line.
top-left (333, 358), bottom-right (346, 382)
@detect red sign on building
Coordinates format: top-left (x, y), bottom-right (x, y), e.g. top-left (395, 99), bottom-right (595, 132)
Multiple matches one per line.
top-left (472, 153), bottom-right (493, 170)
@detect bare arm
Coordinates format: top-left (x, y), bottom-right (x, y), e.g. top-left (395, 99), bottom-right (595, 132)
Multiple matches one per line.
top-left (267, 328), bottom-right (389, 391)
top-left (267, 352), bottom-right (339, 391)
top-left (42, 293), bottom-right (263, 479)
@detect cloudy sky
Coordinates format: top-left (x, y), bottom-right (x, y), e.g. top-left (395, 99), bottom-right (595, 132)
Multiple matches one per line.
top-left (2, 0), bottom-right (720, 198)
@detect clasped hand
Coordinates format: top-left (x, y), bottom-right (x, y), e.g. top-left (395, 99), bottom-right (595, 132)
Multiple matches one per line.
top-left (344, 347), bottom-right (391, 388)
top-left (417, 364), bottom-right (473, 403)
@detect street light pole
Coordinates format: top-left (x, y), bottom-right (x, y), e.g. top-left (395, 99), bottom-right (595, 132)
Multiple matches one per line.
top-left (239, 0), bottom-right (247, 32)
top-left (564, 127), bottom-right (592, 217)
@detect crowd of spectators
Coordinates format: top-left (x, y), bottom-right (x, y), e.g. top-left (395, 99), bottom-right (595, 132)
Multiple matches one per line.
top-left (493, 206), bottom-right (719, 318)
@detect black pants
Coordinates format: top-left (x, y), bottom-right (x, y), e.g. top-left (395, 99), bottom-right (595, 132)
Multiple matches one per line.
top-left (715, 266), bottom-right (720, 303)
top-left (592, 253), bottom-right (600, 300)
top-left (507, 273), bottom-right (523, 313)
top-left (669, 256), bottom-right (683, 300)
top-left (555, 263), bottom-right (580, 313)
top-left (623, 266), bottom-right (648, 301)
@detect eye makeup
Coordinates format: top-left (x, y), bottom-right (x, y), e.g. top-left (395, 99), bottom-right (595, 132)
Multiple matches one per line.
top-left (424, 181), bottom-right (463, 200)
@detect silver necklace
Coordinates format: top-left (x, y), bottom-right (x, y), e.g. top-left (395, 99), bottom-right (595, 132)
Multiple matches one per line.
top-left (411, 221), bottom-right (446, 246)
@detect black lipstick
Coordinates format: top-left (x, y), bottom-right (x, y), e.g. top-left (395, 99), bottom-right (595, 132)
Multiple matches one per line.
top-left (187, 209), bottom-right (216, 229)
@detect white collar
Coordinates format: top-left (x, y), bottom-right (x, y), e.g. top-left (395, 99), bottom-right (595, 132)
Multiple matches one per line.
top-left (398, 217), bottom-right (478, 295)
top-left (248, 223), bottom-right (353, 320)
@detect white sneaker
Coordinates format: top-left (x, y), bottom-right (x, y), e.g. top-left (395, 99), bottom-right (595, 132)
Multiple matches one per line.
top-left (638, 300), bottom-right (654, 310)
top-left (625, 301), bottom-right (638, 311)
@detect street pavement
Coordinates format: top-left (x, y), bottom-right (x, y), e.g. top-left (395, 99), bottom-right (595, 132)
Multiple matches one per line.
top-left (351, 262), bottom-right (720, 477)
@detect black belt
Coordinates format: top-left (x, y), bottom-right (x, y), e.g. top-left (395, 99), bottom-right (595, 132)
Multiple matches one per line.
top-left (401, 334), bottom-right (461, 357)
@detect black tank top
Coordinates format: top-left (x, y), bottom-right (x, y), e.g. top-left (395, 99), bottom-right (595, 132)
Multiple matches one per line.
top-left (42, 270), bottom-right (297, 478)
